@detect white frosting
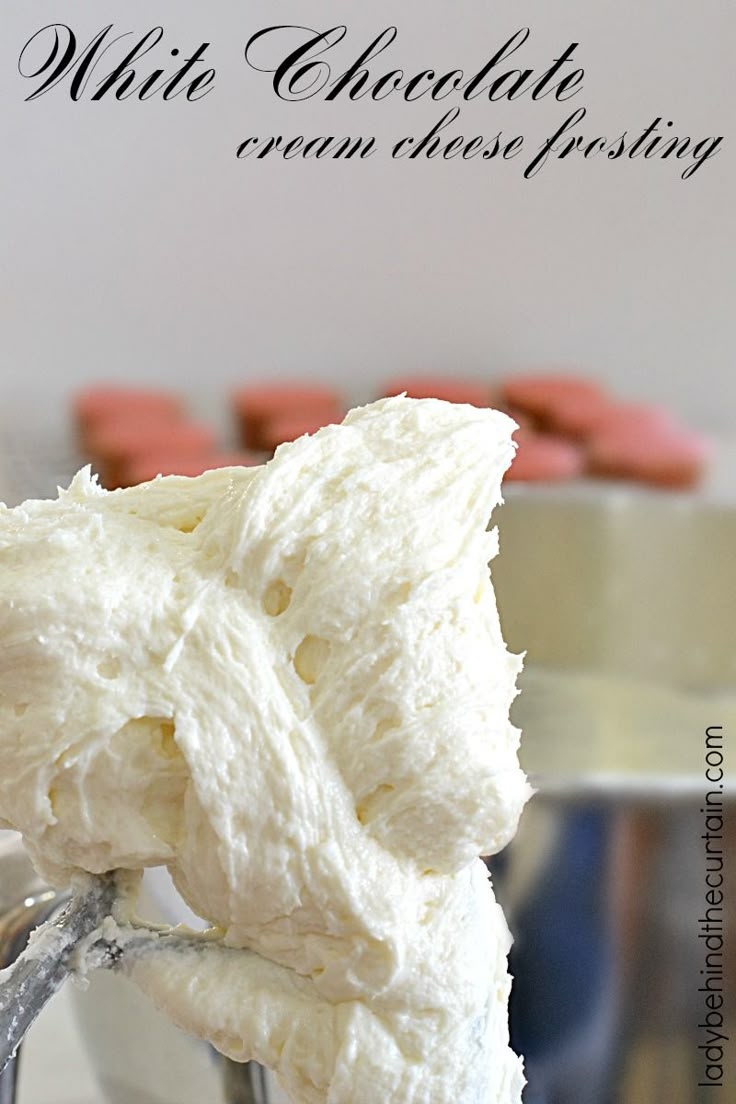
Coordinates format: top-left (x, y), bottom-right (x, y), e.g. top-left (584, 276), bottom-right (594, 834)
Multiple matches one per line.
top-left (0, 397), bottom-right (529, 1103)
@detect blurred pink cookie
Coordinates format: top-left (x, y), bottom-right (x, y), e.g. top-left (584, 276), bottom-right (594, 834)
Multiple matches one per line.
top-left (381, 376), bottom-right (494, 407)
top-left (505, 430), bottom-right (584, 482)
top-left (587, 423), bottom-right (709, 489)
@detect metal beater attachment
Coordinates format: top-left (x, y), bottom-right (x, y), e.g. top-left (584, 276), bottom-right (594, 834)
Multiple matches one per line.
top-left (0, 852), bottom-right (270, 1104)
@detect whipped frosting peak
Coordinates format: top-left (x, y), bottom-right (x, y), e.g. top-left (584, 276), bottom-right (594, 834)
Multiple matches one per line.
top-left (0, 397), bottom-right (529, 1103)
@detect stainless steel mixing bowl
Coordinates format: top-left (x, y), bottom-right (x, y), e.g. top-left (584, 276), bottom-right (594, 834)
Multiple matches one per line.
top-left (491, 485), bottom-right (735, 1103)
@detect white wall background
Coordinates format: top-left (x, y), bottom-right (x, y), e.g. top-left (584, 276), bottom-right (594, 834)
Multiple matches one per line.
top-left (1, 1), bottom-right (733, 428)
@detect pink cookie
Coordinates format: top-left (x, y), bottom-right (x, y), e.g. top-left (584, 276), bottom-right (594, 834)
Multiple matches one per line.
top-left (501, 374), bottom-right (605, 424)
top-left (587, 424), bottom-right (709, 489)
top-left (124, 451), bottom-right (260, 486)
top-left (505, 431), bottom-right (584, 482)
top-left (381, 376), bottom-right (493, 407)
top-left (232, 385), bottom-right (342, 450)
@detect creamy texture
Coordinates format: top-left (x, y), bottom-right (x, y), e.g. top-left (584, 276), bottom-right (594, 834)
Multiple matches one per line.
top-left (0, 397), bottom-right (529, 1103)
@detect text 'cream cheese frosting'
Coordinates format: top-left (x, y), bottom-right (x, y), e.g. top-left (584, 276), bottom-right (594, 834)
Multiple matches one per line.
top-left (0, 396), bottom-right (530, 1103)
